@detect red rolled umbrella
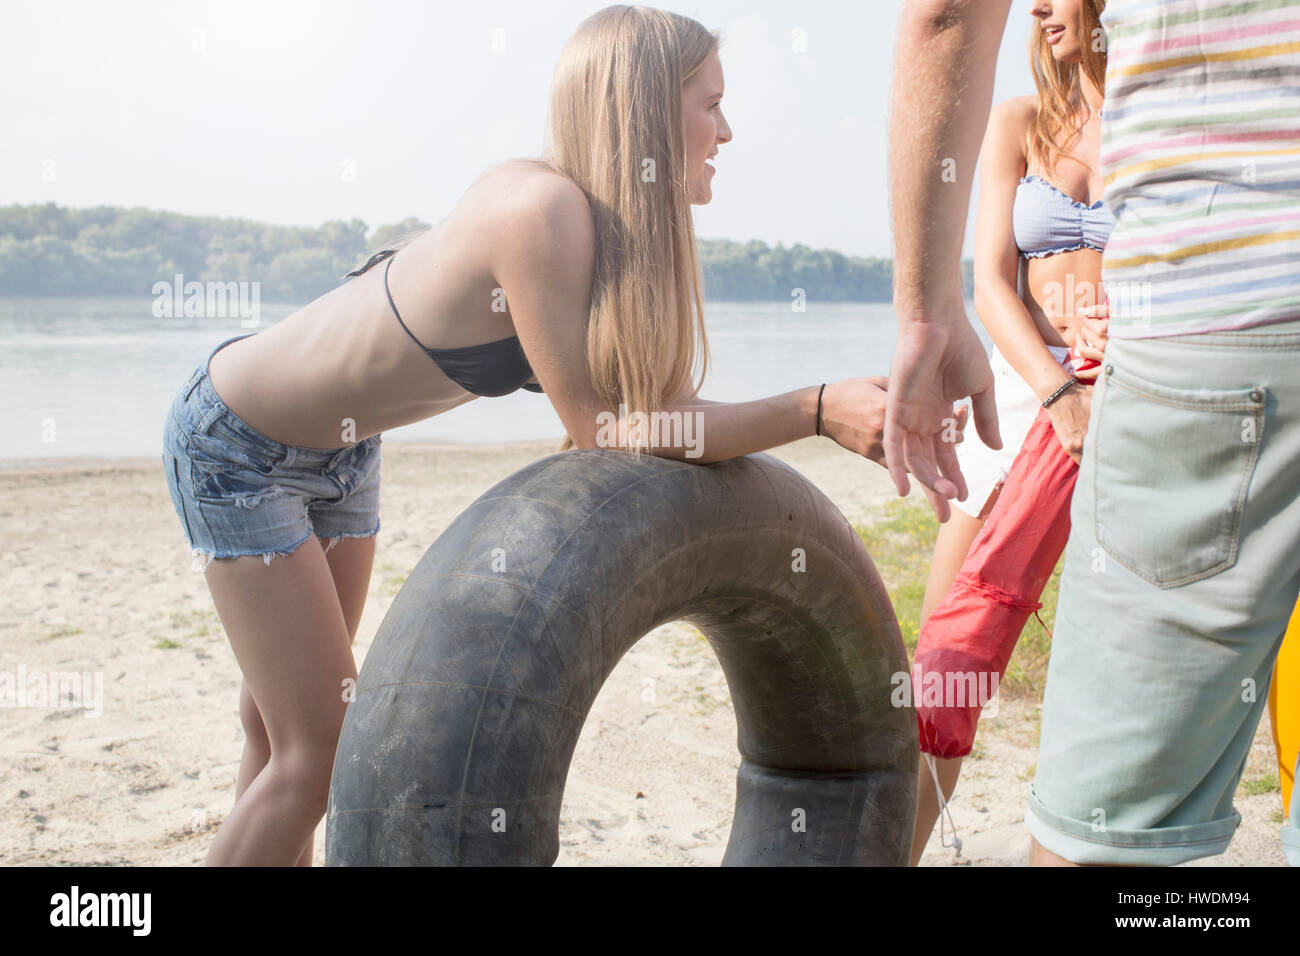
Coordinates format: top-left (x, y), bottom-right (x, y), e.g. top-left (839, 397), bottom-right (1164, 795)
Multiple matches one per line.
top-left (912, 397), bottom-right (1085, 759)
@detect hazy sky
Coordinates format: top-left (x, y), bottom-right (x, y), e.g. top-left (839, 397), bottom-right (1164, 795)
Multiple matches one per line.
top-left (3, 0), bottom-right (1037, 259)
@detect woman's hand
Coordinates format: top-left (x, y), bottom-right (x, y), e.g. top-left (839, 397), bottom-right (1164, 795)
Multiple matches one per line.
top-left (1045, 385), bottom-right (1093, 464)
top-left (824, 376), bottom-right (967, 470)
top-left (1074, 301), bottom-right (1110, 382)
top-left (822, 376), bottom-right (890, 465)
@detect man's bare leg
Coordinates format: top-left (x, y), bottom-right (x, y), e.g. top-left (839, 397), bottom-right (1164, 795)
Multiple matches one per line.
top-left (1030, 836), bottom-right (1081, 866)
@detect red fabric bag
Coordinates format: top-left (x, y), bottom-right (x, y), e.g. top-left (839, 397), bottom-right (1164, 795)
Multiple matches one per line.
top-left (912, 402), bottom-right (1083, 759)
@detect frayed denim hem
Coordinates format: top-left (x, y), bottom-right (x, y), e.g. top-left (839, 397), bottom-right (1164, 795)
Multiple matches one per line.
top-left (188, 530), bottom-right (316, 572)
top-left (185, 520), bottom-right (379, 571)
top-left (318, 521), bottom-right (381, 555)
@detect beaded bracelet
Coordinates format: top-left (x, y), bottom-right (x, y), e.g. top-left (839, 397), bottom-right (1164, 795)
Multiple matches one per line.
top-left (1041, 377), bottom-right (1079, 408)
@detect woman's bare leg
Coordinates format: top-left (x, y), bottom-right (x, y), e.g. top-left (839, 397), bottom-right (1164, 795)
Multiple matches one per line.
top-left (227, 534), bottom-right (377, 867)
top-left (294, 534), bottom-right (376, 866)
top-left (912, 754), bottom-right (965, 865)
top-left (235, 680), bottom-right (270, 800)
top-left (322, 534), bottom-right (377, 642)
top-left (920, 504), bottom-right (988, 624)
top-left (200, 538), bottom-right (359, 866)
top-left (909, 501), bottom-right (987, 865)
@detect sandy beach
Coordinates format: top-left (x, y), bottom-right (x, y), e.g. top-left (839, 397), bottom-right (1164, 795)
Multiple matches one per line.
top-left (0, 436), bottom-right (1287, 866)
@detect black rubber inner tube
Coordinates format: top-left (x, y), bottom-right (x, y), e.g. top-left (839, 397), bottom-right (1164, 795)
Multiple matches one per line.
top-left (326, 448), bottom-right (917, 865)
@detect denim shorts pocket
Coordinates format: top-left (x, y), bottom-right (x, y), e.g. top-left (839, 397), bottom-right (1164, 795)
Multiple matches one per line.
top-left (1092, 365), bottom-right (1266, 588)
top-left (186, 427), bottom-right (280, 500)
top-left (206, 407), bottom-right (284, 462)
top-left (326, 435), bottom-right (383, 498)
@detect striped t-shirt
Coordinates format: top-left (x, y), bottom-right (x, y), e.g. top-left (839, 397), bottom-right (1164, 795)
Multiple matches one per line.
top-left (1099, 0), bottom-right (1300, 338)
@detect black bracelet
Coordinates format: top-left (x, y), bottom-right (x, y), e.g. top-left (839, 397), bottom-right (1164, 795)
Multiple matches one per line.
top-left (816, 383), bottom-right (826, 436)
top-left (1041, 377), bottom-right (1079, 408)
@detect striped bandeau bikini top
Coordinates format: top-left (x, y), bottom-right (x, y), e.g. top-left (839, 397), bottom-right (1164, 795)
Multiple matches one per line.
top-left (1013, 175), bottom-right (1116, 259)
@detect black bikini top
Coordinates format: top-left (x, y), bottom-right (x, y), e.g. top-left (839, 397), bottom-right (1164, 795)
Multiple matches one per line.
top-left (346, 249), bottom-right (543, 397)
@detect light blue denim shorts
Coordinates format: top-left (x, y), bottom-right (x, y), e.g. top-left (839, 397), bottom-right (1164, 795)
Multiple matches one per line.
top-left (161, 333), bottom-right (382, 570)
top-left (1026, 317), bottom-right (1300, 865)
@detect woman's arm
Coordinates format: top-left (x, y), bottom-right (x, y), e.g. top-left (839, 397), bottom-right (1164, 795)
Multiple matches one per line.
top-left (972, 99), bottom-right (1092, 463)
top-left (495, 178), bottom-right (891, 465)
top-left (972, 99), bottom-right (1075, 401)
top-left (653, 377), bottom-right (891, 465)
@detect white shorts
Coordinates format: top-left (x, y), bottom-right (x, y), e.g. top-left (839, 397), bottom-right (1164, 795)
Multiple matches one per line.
top-left (952, 343), bottom-right (1070, 519)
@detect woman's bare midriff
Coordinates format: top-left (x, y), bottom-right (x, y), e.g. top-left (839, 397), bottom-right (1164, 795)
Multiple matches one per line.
top-left (1017, 139), bottom-right (1105, 351)
top-left (206, 160), bottom-right (555, 451)
top-left (1019, 245), bottom-right (1104, 351)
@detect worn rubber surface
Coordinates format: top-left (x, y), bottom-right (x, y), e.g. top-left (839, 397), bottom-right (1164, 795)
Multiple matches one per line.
top-left (326, 449), bottom-right (916, 866)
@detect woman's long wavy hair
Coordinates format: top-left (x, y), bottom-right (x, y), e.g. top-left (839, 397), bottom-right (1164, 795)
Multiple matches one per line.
top-left (1027, 0), bottom-right (1107, 174)
top-left (546, 5), bottom-right (717, 453)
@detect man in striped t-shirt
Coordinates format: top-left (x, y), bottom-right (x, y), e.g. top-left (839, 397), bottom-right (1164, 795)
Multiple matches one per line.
top-left (889, 0), bottom-right (1300, 867)
top-left (1100, 0), bottom-right (1300, 334)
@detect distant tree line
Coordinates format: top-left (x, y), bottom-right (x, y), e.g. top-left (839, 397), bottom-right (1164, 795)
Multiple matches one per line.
top-left (0, 204), bottom-right (430, 303)
top-left (0, 203), bottom-right (973, 303)
top-left (698, 238), bottom-right (974, 302)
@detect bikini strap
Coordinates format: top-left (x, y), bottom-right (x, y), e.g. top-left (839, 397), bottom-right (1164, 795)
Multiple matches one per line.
top-left (380, 255), bottom-right (433, 353)
top-left (344, 247), bottom-right (398, 278)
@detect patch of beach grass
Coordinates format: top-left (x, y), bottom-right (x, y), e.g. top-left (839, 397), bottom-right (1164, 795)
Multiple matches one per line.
top-left (37, 625), bottom-right (84, 643)
top-left (167, 608), bottom-right (215, 640)
top-left (1238, 772), bottom-right (1281, 797)
top-left (853, 497), bottom-right (1061, 700)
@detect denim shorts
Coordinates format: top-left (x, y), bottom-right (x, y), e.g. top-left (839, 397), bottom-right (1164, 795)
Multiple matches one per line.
top-left (1026, 317), bottom-right (1300, 865)
top-left (161, 333), bottom-right (382, 570)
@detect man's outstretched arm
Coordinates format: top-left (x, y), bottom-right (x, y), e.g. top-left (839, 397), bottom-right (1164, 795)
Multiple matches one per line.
top-left (887, 0), bottom-right (1011, 521)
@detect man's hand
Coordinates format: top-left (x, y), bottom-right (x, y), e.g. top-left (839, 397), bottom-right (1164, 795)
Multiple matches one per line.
top-left (824, 373), bottom-right (969, 472)
top-left (884, 311), bottom-right (1001, 522)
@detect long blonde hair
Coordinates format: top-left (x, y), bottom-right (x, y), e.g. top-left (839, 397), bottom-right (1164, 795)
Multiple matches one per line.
top-left (1027, 0), bottom-right (1107, 174)
top-left (546, 5), bottom-right (717, 453)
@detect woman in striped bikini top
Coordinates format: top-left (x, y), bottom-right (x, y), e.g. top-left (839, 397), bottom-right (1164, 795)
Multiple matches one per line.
top-left (1013, 174), bottom-right (1116, 260)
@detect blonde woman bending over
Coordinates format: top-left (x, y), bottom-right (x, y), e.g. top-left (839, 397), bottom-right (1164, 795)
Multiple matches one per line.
top-left (161, 5), bottom-right (901, 867)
